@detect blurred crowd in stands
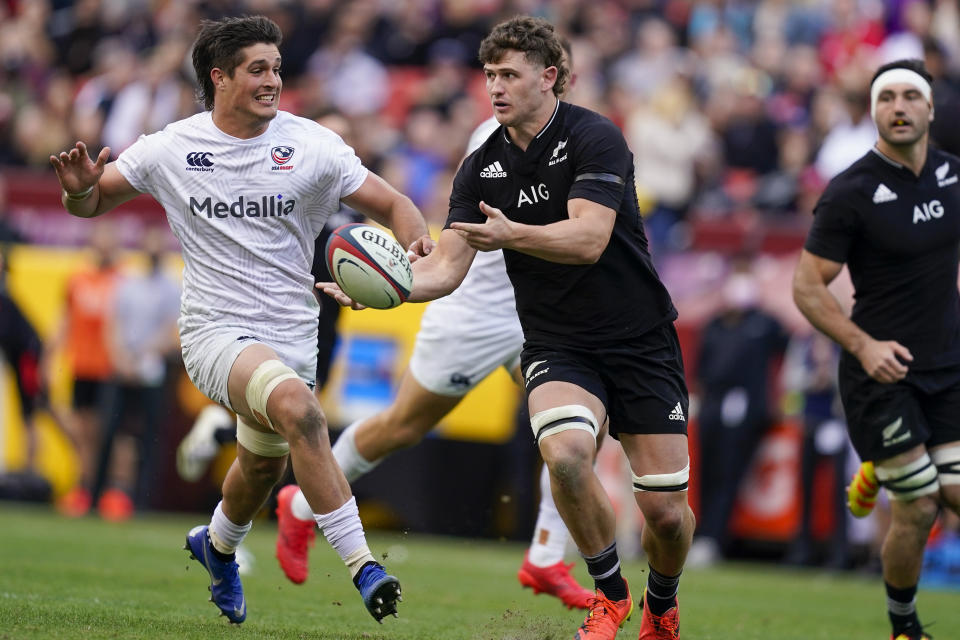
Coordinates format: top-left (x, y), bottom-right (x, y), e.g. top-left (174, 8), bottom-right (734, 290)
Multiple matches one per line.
top-left (2, 0), bottom-right (960, 251)
top-left (2, 0), bottom-right (960, 571)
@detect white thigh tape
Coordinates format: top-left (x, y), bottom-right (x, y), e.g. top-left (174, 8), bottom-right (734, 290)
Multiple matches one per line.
top-left (932, 445), bottom-right (960, 486)
top-left (632, 459), bottom-right (690, 493)
top-left (236, 415), bottom-right (290, 457)
top-left (875, 452), bottom-right (940, 500)
top-left (530, 405), bottom-right (599, 445)
top-left (245, 359), bottom-right (300, 430)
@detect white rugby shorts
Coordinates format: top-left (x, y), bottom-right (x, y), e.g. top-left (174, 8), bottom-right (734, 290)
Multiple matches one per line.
top-left (409, 296), bottom-right (523, 397)
top-left (180, 325), bottom-right (317, 411)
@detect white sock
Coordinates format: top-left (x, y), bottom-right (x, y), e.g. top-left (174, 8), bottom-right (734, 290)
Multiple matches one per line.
top-left (314, 496), bottom-right (376, 578)
top-left (331, 420), bottom-right (380, 482)
top-left (290, 488), bottom-right (315, 521)
top-left (208, 501), bottom-right (252, 555)
top-left (528, 463), bottom-right (570, 567)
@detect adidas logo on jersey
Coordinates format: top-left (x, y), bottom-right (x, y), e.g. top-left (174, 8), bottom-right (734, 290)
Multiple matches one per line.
top-left (481, 161), bottom-right (507, 178)
top-left (872, 183), bottom-right (898, 203)
top-left (668, 402), bottom-right (685, 421)
top-left (936, 160), bottom-right (958, 187)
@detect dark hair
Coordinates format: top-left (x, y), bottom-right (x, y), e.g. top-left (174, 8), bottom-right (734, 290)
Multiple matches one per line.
top-left (871, 59), bottom-right (932, 86)
top-left (191, 15), bottom-right (283, 110)
top-left (479, 16), bottom-right (569, 97)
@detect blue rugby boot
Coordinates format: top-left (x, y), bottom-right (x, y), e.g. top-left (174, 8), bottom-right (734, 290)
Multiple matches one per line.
top-left (184, 525), bottom-right (246, 623)
top-left (353, 561), bottom-right (402, 622)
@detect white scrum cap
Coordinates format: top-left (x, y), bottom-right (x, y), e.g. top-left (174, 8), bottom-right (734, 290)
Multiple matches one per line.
top-left (870, 66), bottom-right (932, 121)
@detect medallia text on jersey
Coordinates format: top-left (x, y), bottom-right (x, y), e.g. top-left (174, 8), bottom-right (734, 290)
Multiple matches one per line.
top-left (187, 146), bottom-right (298, 219)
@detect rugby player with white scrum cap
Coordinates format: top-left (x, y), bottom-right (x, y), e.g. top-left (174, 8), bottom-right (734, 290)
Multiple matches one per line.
top-left (794, 59), bottom-right (960, 640)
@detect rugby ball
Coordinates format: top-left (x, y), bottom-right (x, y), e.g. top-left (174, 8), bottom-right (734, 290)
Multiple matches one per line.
top-left (324, 223), bottom-right (413, 309)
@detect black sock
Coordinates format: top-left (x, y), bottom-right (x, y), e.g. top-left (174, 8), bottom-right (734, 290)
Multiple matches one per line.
top-left (583, 542), bottom-right (628, 601)
top-left (209, 543), bottom-right (235, 563)
top-left (885, 582), bottom-right (921, 635)
top-left (646, 565), bottom-right (680, 616)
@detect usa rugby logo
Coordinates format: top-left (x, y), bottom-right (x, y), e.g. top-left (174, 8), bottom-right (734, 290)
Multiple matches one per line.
top-left (271, 146), bottom-right (295, 171)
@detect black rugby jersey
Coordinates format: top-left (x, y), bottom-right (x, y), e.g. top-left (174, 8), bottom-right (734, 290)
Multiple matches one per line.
top-left (446, 101), bottom-right (676, 346)
top-left (805, 146), bottom-right (960, 369)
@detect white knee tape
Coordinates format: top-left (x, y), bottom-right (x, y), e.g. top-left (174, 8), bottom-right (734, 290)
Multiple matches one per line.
top-left (530, 405), bottom-right (599, 446)
top-left (632, 459), bottom-right (690, 493)
top-left (932, 445), bottom-right (960, 486)
top-left (236, 415), bottom-right (290, 457)
top-left (245, 359), bottom-right (300, 430)
top-left (875, 452), bottom-right (940, 501)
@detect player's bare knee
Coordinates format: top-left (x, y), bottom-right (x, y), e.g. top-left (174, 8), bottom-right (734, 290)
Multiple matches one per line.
top-left (534, 404), bottom-right (599, 490)
top-left (641, 499), bottom-right (687, 541)
top-left (940, 485), bottom-right (960, 514)
top-left (273, 396), bottom-right (326, 448)
top-left (240, 452), bottom-right (287, 487)
top-left (547, 454), bottom-right (593, 493)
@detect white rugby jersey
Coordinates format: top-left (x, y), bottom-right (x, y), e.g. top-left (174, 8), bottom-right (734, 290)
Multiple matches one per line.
top-left (441, 117), bottom-right (516, 314)
top-left (115, 110), bottom-right (367, 343)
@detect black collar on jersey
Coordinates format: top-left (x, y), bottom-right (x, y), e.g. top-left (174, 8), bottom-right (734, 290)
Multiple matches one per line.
top-left (501, 99), bottom-right (563, 177)
top-left (869, 145), bottom-right (938, 181)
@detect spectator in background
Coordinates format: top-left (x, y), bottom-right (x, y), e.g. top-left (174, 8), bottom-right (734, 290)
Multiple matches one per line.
top-left (70, 39), bottom-right (140, 150)
top-left (625, 74), bottom-right (716, 255)
top-left (689, 262), bottom-right (790, 567)
top-left (380, 105), bottom-right (452, 210)
top-left (98, 37), bottom-right (197, 153)
top-left (305, 2), bottom-right (388, 118)
top-left (924, 36), bottom-right (960, 157)
top-left (91, 227), bottom-right (180, 520)
top-left (0, 175), bottom-right (26, 244)
top-left (878, 0), bottom-right (931, 64)
top-left (783, 330), bottom-right (851, 569)
top-left (11, 71), bottom-right (74, 168)
top-left (814, 73), bottom-right (876, 181)
top-left (48, 222), bottom-right (120, 517)
top-left (609, 16), bottom-right (689, 104)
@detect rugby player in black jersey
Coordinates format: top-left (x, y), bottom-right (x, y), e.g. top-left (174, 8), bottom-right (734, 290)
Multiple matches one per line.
top-left (322, 16), bottom-right (692, 640)
top-left (794, 59), bottom-right (960, 640)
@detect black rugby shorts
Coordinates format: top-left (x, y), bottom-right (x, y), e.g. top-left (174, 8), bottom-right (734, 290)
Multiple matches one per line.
top-left (839, 352), bottom-right (960, 461)
top-left (520, 323), bottom-right (689, 438)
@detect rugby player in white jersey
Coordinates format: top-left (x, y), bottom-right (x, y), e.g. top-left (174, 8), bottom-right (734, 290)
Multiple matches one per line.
top-left (50, 15), bottom-right (430, 627)
top-left (273, 40), bottom-right (593, 610)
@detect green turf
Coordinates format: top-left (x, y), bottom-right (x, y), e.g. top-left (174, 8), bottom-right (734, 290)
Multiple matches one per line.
top-left (0, 502), bottom-right (956, 639)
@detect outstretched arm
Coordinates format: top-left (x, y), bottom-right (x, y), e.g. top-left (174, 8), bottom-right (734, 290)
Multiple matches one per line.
top-left (49, 142), bottom-right (140, 218)
top-left (319, 228), bottom-right (475, 308)
top-left (342, 172), bottom-right (433, 257)
top-left (793, 249), bottom-right (912, 383)
top-left (449, 198), bottom-right (615, 264)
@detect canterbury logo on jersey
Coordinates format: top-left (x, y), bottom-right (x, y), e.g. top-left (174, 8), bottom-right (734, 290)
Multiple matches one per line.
top-left (936, 160), bottom-right (958, 187)
top-left (872, 183), bottom-right (897, 203)
top-left (481, 161), bottom-right (507, 178)
top-left (189, 195), bottom-right (296, 218)
top-left (186, 152), bottom-right (214, 172)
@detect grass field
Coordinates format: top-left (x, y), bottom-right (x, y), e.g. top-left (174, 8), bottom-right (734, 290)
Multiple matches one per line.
top-left (0, 503), bottom-right (956, 639)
